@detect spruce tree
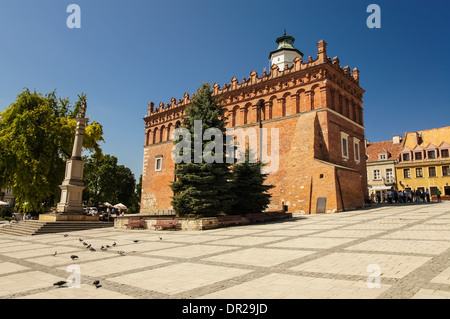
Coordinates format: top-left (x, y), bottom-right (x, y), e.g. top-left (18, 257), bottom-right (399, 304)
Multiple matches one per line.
top-left (230, 149), bottom-right (274, 215)
top-left (170, 83), bottom-right (234, 217)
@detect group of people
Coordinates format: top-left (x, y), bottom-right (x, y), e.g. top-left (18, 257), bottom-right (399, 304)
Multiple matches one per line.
top-left (85, 206), bottom-right (126, 221)
top-left (370, 188), bottom-right (442, 204)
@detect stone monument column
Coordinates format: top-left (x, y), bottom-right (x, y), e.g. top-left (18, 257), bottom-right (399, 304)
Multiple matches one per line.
top-left (56, 101), bottom-right (88, 215)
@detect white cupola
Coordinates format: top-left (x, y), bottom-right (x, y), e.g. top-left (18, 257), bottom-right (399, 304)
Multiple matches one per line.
top-left (269, 31), bottom-right (303, 71)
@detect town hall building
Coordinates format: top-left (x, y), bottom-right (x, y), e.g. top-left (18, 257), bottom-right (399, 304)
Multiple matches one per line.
top-left (141, 33), bottom-right (368, 215)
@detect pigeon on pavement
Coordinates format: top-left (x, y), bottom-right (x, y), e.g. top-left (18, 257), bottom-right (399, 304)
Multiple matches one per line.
top-left (53, 281), bottom-right (67, 288)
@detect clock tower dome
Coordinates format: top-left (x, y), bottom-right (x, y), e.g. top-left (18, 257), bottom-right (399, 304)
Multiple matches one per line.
top-left (269, 31), bottom-right (303, 71)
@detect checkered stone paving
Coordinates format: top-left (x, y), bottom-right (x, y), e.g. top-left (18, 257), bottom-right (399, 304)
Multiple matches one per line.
top-left (0, 201), bottom-right (449, 299)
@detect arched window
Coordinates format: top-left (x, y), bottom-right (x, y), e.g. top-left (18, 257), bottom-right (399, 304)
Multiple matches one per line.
top-left (167, 123), bottom-right (173, 141)
top-left (146, 130), bottom-right (151, 145)
top-left (153, 127), bottom-right (158, 144)
top-left (160, 126), bottom-right (166, 143)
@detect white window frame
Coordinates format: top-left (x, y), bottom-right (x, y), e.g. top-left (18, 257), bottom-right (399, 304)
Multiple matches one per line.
top-left (403, 168), bottom-right (411, 179)
top-left (353, 137), bottom-right (360, 163)
top-left (415, 167), bottom-right (423, 178)
top-left (373, 169), bottom-right (381, 180)
top-left (386, 168), bottom-right (394, 183)
top-left (341, 132), bottom-right (349, 160)
top-left (155, 156), bottom-right (162, 172)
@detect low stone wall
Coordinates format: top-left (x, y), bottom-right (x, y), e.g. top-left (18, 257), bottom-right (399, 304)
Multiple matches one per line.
top-left (114, 214), bottom-right (219, 231)
top-left (39, 214), bottom-right (100, 222)
top-left (114, 212), bottom-right (291, 231)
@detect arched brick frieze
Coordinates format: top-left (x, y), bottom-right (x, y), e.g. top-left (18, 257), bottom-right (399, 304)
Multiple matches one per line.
top-left (311, 84), bottom-right (321, 110)
top-left (145, 129), bottom-right (152, 146)
top-left (337, 93), bottom-right (343, 115)
top-left (242, 102), bottom-right (252, 125)
top-left (231, 105), bottom-right (239, 127)
top-left (167, 123), bottom-right (173, 141)
top-left (296, 89), bottom-right (306, 113)
top-left (282, 92), bottom-right (291, 116)
top-left (329, 87), bottom-right (335, 111)
top-left (268, 95), bottom-right (278, 119)
top-left (153, 127), bottom-right (159, 144)
top-left (160, 125), bottom-right (166, 143)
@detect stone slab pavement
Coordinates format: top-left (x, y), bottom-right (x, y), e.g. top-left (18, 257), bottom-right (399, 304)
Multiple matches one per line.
top-left (0, 201), bottom-right (449, 300)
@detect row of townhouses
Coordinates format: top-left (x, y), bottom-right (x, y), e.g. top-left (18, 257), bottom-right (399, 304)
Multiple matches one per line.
top-left (366, 126), bottom-right (450, 199)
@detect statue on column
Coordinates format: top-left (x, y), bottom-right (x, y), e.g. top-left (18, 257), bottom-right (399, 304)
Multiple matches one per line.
top-left (56, 98), bottom-right (89, 215)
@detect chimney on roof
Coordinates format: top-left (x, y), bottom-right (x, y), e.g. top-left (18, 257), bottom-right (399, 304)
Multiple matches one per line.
top-left (393, 135), bottom-right (402, 144)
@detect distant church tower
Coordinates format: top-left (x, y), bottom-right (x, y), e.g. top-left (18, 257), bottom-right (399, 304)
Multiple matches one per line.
top-left (269, 31), bottom-right (303, 71)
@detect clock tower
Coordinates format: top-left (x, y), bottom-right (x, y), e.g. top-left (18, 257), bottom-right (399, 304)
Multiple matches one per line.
top-left (269, 31), bottom-right (303, 71)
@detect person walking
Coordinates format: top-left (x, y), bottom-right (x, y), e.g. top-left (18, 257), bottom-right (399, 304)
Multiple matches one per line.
top-left (398, 190), bottom-right (404, 203)
top-left (415, 189), bottom-right (421, 203)
top-left (425, 188), bottom-right (430, 202)
top-left (437, 189), bottom-right (442, 202)
top-left (370, 191), bottom-right (376, 203)
top-left (387, 190), bottom-right (393, 204)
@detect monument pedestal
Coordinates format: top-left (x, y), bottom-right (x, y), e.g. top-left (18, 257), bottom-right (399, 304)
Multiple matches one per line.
top-left (53, 103), bottom-right (91, 220)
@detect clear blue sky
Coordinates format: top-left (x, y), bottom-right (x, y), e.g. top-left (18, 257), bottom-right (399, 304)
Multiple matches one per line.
top-left (1, 0), bottom-right (449, 179)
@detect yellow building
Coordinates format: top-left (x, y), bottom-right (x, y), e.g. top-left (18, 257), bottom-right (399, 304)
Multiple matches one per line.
top-left (396, 126), bottom-right (450, 199)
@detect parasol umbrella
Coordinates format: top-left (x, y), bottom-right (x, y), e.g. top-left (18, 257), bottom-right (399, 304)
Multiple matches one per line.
top-left (114, 203), bottom-right (127, 210)
top-left (103, 202), bottom-right (113, 207)
top-left (0, 201), bottom-right (8, 206)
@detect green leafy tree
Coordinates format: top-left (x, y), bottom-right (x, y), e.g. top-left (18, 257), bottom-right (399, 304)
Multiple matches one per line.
top-left (127, 174), bottom-right (142, 214)
top-left (170, 83), bottom-right (234, 217)
top-left (83, 154), bottom-right (136, 209)
top-left (0, 89), bottom-right (104, 213)
top-left (230, 149), bottom-right (274, 215)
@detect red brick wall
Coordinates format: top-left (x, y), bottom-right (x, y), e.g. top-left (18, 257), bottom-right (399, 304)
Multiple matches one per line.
top-left (141, 42), bottom-right (366, 214)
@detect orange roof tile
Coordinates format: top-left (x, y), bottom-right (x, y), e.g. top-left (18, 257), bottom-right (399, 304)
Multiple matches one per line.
top-left (365, 140), bottom-right (403, 163)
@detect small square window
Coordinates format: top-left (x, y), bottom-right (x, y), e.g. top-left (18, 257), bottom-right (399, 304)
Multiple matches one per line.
top-left (341, 132), bottom-right (349, 159)
top-left (429, 167), bottom-right (436, 177)
top-left (155, 157), bottom-right (162, 171)
top-left (386, 168), bottom-right (394, 183)
top-left (373, 169), bottom-right (381, 180)
top-left (416, 167), bottom-right (423, 178)
top-left (403, 168), bottom-right (411, 179)
top-left (402, 153), bottom-right (410, 161)
top-left (379, 154), bottom-right (387, 160)
top-left (415, 152), bottom-right (423, 160)
top-left (354, 138), bottom-right (360, 163)
top-left (443, 166), bottom-right (450, 177)
top-left (427, 150), bottom-right (436, 159)
top-left (441, 149), bottom-right (449, 158)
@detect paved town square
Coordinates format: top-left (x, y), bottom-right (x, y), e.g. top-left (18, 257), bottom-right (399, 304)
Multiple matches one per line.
top-left (0, 202), bottom-right (449, 300)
